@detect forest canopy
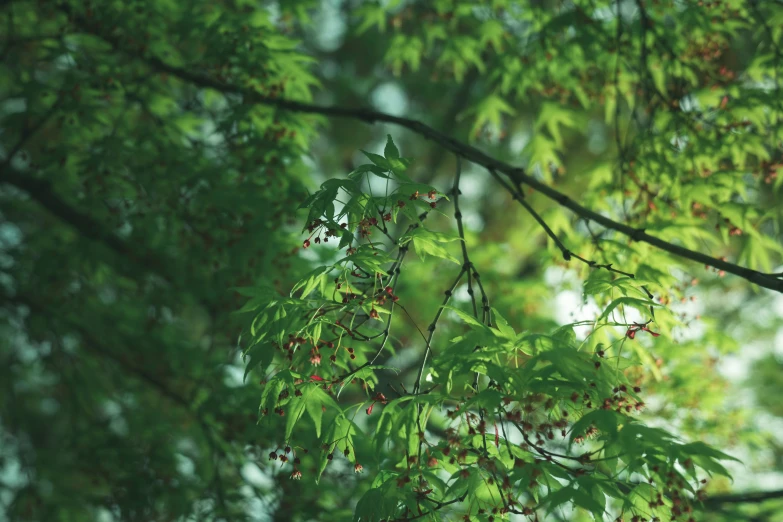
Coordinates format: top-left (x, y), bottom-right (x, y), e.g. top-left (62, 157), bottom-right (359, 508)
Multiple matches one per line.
top-left (2, 1), bottom-right (783, 521)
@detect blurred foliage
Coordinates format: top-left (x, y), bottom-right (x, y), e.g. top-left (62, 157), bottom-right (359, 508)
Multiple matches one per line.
top-left (1, 0), bottom-right (783, 521)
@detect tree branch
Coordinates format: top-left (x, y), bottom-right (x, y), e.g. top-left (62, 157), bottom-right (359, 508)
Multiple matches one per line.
top-left (704, 488), bottom-right (783, 507)
top-left (0, 166), bottom-right (181, 286)
top-left (73, 22), bottom-right (783, 294)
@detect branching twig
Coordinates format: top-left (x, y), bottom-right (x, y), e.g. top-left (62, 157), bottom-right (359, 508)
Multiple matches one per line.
top-left (488, 169), bottom-right (637, 279)
top-left (412, 268), bottom-right (466, 396)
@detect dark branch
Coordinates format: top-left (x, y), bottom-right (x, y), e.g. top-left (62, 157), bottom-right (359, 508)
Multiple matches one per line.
top-left (0, 167), bottom-right (181, 286)
top-left (704, 489), bottom-right (783, 508)
top-left (70, 20), bottom-right (783, 294)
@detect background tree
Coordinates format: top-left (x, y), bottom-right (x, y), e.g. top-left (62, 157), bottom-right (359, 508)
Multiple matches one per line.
top-left (1, 1), bottom-right (782, 521)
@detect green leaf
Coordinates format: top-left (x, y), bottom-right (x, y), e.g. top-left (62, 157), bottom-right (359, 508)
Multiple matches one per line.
top-left (573, 486), bottom-right (605, 520)
top-left (679, 441), bottom-right (739, 478)
top-left (598, 297), bottom-right (659, 321)
top-left (469, 93), bottom-right (516, 136)
top-left (348, 164), bottom-right (391, 180)
top-left (285, 387), bottom-right (311, 441)
top-left (260, 375), bottom-right (287, 415)
top-left (542, 485), bottom-right (575, 514)
top-left (353, 483), bottom-right (399, 522)
top-left (316, 415), bottom-right (343, 483)
top-left (290, 265), bottom-right (331, 299)
top-left (242, 342), bottom-right (274, 382)
top-left (373, 396), bottom-right (413, 455)
top-left (569, 410), bottom-right (621, 445)
top-left (492, 308), bottom-right (516, 339)
top-left (401, 228), bottom-right (461, 264)
top-left (234, 295), bottom-right (270, 314)
top-left (441, 305), bottom-right (485, 329)
top-left (535, 102), bottom-right (581, 146)
top-left (383, 135), bottom-right (399, 160)
top-left (305, 386), bottom-right (337, 437)
top-left (360, 150), bottom-right (391, 170)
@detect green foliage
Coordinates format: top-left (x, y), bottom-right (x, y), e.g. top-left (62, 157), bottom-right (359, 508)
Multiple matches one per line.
top-left (2, 1), bottom-right (783, 522)
top-left (244, 136), bottom-right (749, 521)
